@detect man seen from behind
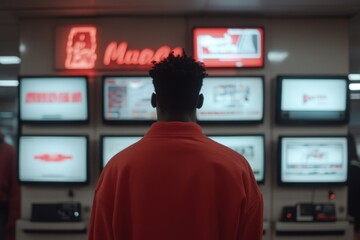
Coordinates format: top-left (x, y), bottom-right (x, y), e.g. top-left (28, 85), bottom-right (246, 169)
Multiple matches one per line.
top-left (88, 51), bottom-right (263, 240)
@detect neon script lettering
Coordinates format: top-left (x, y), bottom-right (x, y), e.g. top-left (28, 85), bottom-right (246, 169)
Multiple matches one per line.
top-left (103, 41), bottom-right (183, 66)
top-left (26, 92), bottom-right (82, 103)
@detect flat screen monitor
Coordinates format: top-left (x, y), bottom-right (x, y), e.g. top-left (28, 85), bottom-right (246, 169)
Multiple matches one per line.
top-left (197, 76), bottom-right (264, 123)
top-left (193, 27), bottom-right (264, 68)
top-left (103, 76), bottom-right (156, 123)
top-left (101, 136), bottom-right (142, 169)
top-left (18, 135), bottom-right (88, 185)
top-left (19, 76), bottom-right (89, 123)
top-left (209, 135), bottom-right (265, 183)
top-left (276, 76), bottom-right (349, 124)
top-left (278, 136), bottom-right (348, 185)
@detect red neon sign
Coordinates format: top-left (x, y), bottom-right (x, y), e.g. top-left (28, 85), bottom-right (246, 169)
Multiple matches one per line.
top-left (63, 26), bottom-right (183, 69)
top-left (34, 154), bottom-right (73, 162)
top-left (65, 26), bottom-right (97, 69)
top-left (103, 41), bottom-right (182, 66)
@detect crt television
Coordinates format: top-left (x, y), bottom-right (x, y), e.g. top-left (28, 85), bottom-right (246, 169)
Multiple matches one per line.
top-left (103, 76), bottom-right (156, 123)
top-left (276, 76), bottom-right (349, 125)
top-left (209, 135), bottom-right (265, 184)
top-left (101, 135), bottom-right (142, 169)
top-left (18, 135), bottom-right (88, 185)
top-left (278, 136), bottom-right (348, 185)
top-left (193, 27), bottom-right (264, 68)
top-left (197, 76), bottom-right (264, 123)
top-left (19, 76), bottom-right (89, 123)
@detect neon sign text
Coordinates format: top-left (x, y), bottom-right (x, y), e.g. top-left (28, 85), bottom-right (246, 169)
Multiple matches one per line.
top-left (103, 41), bottom-right (182, 66)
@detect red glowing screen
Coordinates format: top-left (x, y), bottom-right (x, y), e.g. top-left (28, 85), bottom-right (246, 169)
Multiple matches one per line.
top-left (193, 28), bottom-right (264, 68)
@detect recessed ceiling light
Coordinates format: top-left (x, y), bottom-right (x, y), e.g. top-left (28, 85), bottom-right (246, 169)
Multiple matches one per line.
top-left (0, 56), bottom-right (21, 64)
top-left (0, 80), bottom-right (19, 87)
top-left (349, 83), bottom-right (360, 91)
top-left (348, 74), bottom-right (360, 81)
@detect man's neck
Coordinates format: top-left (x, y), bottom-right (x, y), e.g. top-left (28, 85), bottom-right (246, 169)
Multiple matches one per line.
top-left (156, 113), bottom-right (196, 122)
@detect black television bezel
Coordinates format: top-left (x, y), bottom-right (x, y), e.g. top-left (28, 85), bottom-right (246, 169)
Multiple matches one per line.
top-left (207, 134), bottom-right (266, 184)
top-left (18, 76), bottom-right (90, 125)
top-left (196, 76), bottom-right (265, 125)
top-left (192, 26), bottom-right (265, 69)
top-left (102, 75), bottom-right (156, 125)
top-left (100, 135), bottom-right (143, 171)
top-left (277, 135), bottom-right (349, 186)
top-left (275, 76), bottom-right (350, 125)
top-left (17, 134), bottom-right (89, 186)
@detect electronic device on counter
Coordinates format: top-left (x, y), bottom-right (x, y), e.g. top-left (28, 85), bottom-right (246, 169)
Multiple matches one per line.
top-left (281, 203), bottom-right (336, 222)
top-left (296, 203), bottom-right (315, 222)
top-left (281, 206), bottom-right (297, 222)
top-left (314, 203), bottom-right (337, 222)
top-left (31, 202), bottom-right (82, 222)
top-left (276, 76), bottom-right (349, 125)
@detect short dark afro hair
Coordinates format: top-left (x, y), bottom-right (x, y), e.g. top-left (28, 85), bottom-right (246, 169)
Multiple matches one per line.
top-left (149, 51), bottom-right (207, 114)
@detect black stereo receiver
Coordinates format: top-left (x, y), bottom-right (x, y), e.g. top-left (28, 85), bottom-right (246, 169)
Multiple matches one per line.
top-left (31, 202), bottom-right (82, 222)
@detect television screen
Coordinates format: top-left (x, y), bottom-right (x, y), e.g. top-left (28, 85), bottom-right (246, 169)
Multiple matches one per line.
top-left (18, 135), bottom-right (88, 184)
top-left (276, 76), bottom-right (349, 124)
top-left (209, 135), bottom-right (265, 183)
top-left (103, 76), bottom-right (156, 122)
top-left (197, 76), bottom-right (264, 122)
top-left (101, 136), bottom-right (142, 168)
top-left (279, 136), bottom-right (348, 185)
top-left (19, 76), bottom-right (88, 123)
top-left (193, 27), bottom-right (264, 68)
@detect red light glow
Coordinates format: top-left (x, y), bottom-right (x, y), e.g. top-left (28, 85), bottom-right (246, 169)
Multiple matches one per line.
top-left (103, 41), bottom-right (182, 66)
top-left (329, 193), bottom-right (335, 200)
top-left (65, 26), bottom-right (97, 69)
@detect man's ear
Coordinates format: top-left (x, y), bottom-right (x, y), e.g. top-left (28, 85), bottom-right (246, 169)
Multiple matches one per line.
top-left (151, 93), bottom-right (157, 108)
top-left (197, 94), bottom-right (204, 109)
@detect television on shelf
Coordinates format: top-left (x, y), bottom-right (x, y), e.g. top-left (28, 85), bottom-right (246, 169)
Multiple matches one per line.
top-left (18, 135), bottom-right (89, 185)
top-left (276, 76), bottom-right (349, 125)
top-left (193, 27), bottom-right (264, 68)
top-left (278, 136), bottom-right (348, 185)
top-left (103, 76), bottom-right (156, 124)
top-left (101, 135), bottom-right (142, 169)
top-left (19, 76), bottom-right (89, 123)
top-left (208, 135), bottom-right (265, 184)
top-left (197, 76), bottom-right (264, 123)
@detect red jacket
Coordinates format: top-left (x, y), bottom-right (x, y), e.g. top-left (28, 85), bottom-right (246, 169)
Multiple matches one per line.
top-left (89, 122), bottom-right (263, 240)
top-left (0, 139), bottom-right (21, 240)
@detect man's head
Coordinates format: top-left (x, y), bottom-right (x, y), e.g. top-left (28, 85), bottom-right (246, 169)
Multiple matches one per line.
top-left (149, 51), bottom-right (207, 121)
